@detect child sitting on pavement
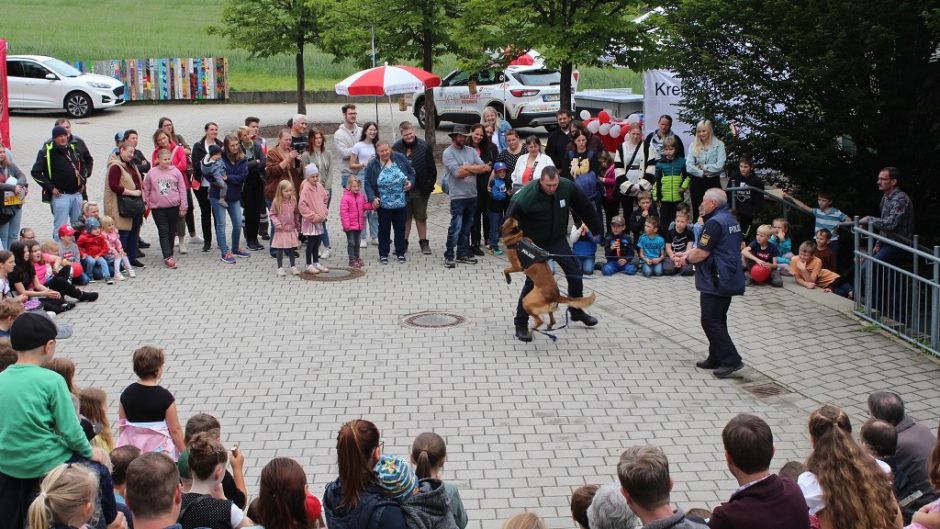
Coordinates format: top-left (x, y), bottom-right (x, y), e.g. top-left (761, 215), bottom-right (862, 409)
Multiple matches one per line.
top-left (741, 224), bottom-right (783, 287)
top-left (770, 218), bottom-right (793, 275)
top-left (602, 216), bottom-right (637, 276)
top-left (374, 454), bottom-right (458, 529)
top-left (629, 192), bottom-right (659, 244)
top-left (570, 225), bottom-right (598, 275)
top-left (56, 224), bottom-right (90, 285)
top-left (101, 216), bottom-right (135, 280)
top-left (637, 216), bottom-right (666, 277)
top-left (789, 240), bottom-right (840, 289)
top-left (664, 209), bottom-right (694, 276)
top-left (77, 218), bottom-right (114, 284)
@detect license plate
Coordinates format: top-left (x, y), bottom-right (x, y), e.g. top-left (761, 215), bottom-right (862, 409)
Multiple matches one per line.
top-left (543, 94), bottom-right (559, 102)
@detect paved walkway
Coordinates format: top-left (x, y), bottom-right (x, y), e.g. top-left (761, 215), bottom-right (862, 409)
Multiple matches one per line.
top-left (8, 105), bottom-right (939, 529)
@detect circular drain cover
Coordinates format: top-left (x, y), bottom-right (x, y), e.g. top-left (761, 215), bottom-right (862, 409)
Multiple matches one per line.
top-left (300, 267), bottom-right (365, 281)
top-left (401, 311), bottom-right (467, 329)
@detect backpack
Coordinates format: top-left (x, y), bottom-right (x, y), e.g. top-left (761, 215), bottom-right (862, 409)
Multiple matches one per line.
top-left (490, 178), bottom-right (507, 202)
top-left (574, 171), bottom-right (600, 202)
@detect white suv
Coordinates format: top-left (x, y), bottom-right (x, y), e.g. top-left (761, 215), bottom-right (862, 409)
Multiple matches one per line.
top-left (413, 65), bottom-right (573, 131)
top-left (6, 55), bottom-right (125, 118)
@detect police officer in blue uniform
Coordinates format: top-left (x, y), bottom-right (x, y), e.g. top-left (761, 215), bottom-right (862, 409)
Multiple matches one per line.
top-left (676, 188), bottom-right (746, 378)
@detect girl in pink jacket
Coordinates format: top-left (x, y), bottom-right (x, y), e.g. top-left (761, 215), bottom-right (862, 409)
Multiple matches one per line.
top-left (339, 175), bottom-right (373, 268)
top-left (298, 163), bottom-right (330, 274)
top-left (269, 179), bottom-right (300, 277)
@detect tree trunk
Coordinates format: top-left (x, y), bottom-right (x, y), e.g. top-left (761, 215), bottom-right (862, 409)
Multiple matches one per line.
top-left (560, 61), bottom-right (573, 116)
top-left (422, 2), bottom-right (436, 147)
top-left (295, 36), bottom-right (306, 115)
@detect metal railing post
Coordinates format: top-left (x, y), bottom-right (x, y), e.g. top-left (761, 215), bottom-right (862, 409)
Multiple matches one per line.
top-left (912, 235), bottom-right (920, 337)
top-left (932, 246), bottom-right (939, 352)
top-left (853, 217), bottom-right (861, 312)
top-left (865, 222), bottom-right (874, 317)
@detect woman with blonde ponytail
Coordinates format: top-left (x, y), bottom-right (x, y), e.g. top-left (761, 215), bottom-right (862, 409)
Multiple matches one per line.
top-left (27, 463), bottom-right (99, 529)
top-left (799, 405), bottom-right (903, 529)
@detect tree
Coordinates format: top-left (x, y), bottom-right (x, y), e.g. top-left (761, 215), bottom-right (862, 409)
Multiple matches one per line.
top-left (209, 0), bottom-right (323, 114)
top-left (454, 0), bottom-right (650, 114)
top-left (318, 0), bottom-right (460, 145)
top-left (657, 0), bottom-right (940, 242)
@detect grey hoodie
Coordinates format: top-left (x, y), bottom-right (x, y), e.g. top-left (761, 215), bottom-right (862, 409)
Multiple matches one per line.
top-left (401, 479), bottom-right (459, 529)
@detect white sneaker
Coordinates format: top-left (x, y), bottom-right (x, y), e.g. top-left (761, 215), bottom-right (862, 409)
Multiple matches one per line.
top-left (360, 240), bottom-right (368, 248)
top-left (178, 242), bottom-right (188, 255)
top-left (305, 264), bottom-right (317, 274)
top-left (290, 266), bottom-right (301, 276)
top-left (188, 235), bottom-right (203, 244)
top-left (319, 247), bottom-right (332, 259)
top-left (128, 269), bottom-right (136, 278)
top-left (314, 263), bottom-right (330, 273)
top-left (277, 267), bottom-right (287, 277)
top-left (115, 272), bottom-right (126, 281)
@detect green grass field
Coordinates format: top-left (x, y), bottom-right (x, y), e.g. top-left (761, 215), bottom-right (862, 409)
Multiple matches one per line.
top-left (4, 0), bottom-right (641, 92)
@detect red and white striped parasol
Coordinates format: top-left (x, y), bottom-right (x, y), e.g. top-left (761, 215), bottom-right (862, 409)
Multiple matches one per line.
top-left (335, 64), bottom-right (441, 97)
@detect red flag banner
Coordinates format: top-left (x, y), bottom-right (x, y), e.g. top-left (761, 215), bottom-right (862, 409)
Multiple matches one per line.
top-left (0, 39), bottom-right (9, 149)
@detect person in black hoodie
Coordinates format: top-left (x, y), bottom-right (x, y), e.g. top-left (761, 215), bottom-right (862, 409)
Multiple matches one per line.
top-left (393, 121), bottom-right (437, 255)
top-left (726, 154), bottom-right (764, 241)
top-left (545, 109), bottom-right (573, 169)
top-left (238, 125), bottom-right (266, 251)
top-left (324, 419), bottom-right (406, 529)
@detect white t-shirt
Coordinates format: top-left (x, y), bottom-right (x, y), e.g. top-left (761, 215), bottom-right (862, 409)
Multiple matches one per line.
top-left (350, 142), bottom-right (376, 172)
top-left (798, 459), bottom-right (891, 515)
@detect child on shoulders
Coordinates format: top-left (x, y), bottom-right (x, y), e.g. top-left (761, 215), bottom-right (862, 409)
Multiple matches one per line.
top-left (602, 216), bottom-right (637, 276)
top-left (741, 224), bottom-right (783, 287)
top-left (637, 216), bottom-right (666, 277)
top-left (789, 240), bottom-right (840, 289)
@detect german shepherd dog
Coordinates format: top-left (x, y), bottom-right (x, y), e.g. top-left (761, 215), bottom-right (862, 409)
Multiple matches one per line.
top-left (500, 217), bottom-right (596, 332)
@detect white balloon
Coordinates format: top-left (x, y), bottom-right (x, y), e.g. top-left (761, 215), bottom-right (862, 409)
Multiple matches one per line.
top-left (609, 124), bottom-right (622, 138)
top-left (587, 120), bottom-right (600, 134)
top-left (626, 114), bottom-right (640, 125)
top-left (580, 110), bottom-right (591, 120)
top-left (599, 123), bottom-right (611, 135)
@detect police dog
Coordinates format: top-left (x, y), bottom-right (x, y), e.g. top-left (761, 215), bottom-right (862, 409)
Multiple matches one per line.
top-left (500, 217), bottom-right (596, 331)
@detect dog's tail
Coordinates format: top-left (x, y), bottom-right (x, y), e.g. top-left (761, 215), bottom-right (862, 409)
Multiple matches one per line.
top-left (558, 291), bottom-right (596, 309)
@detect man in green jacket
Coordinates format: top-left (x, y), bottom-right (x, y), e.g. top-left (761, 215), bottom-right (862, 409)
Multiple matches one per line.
top-left (505, 166), bottom-right (604, 341)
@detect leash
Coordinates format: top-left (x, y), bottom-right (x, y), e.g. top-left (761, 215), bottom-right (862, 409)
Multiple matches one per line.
top-left (533, 309), bottom-right (569, 342)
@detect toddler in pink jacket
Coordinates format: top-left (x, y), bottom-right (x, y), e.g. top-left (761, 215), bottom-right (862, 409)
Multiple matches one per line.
top-left (339, 175), bottom-right (373, 268)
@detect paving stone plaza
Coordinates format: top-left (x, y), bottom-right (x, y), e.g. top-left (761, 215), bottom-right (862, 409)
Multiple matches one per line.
top-left (9, 105), bottom-right (939, 528)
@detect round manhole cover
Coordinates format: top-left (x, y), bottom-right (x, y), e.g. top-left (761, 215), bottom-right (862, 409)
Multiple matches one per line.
top-left (401, 311), bottom-right (467, 329)
top-left (299, 267), bottom-right (365, 281)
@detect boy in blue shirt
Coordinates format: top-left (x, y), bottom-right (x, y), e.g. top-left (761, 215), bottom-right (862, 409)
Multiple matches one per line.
top-left (638, 216), bottom-right (666, 277)
top-left (602, 216), bottom-right (637, 275)
top-left (812, 192), bottom-right (848, 254)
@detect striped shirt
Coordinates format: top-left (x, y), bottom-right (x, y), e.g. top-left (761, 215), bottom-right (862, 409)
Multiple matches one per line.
top-left (813, 207), bottom-right (848, 240)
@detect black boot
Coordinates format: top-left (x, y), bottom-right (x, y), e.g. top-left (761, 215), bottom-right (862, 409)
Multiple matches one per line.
top-left (419, 239), bottom-right (432, 255)
top-left (568, 308), bottom-right (598, 326)
top-left (515, 323), bottom-right (532, 342)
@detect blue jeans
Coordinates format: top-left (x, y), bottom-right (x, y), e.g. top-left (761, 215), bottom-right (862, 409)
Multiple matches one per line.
top-left (210, 197), bottom-right (242, 256)
top-left (487, 210), bottom-right (504, 248)
top-left (643, 262), bottom-right (663, 277)
top-left (366, 210), bottom-right (378, 241)
top-left (51, 192), bottom-right (83, 240)
top-left (118, 215), bottom-right (142, 261)
top-left (0, 207), bottom-right (23, 250)
top-left (603, 260), bottom-right (637, 276)
top-left (445, 198), bottom-right (476, 260)
top-left (82, 256), bottom-right (112, 280)
top-left (579, 257), bottom-right (595, 275)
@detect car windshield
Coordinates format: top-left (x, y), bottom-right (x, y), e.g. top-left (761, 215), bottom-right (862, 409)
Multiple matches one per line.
top-left (42, 58), bottom-right (82, 78)
top-left (514, 69), bottom-right (561, 86)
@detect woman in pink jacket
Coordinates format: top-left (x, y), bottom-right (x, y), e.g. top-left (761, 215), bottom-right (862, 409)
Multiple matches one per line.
top-left (339, 175), bottom-right (373, 268)
top-left (143, 149), bottom-right (188, 269)
top-left (298, 163), bottom-right (330, 274)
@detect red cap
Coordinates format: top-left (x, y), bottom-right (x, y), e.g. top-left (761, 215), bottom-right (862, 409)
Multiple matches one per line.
top-left (58, 224), bottom-right (76, 237)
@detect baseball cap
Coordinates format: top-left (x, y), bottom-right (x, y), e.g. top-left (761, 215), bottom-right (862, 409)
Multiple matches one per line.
top-left (58, 224), bottom-right (76, 238)
top-left (10, 312), bottom-right (58, 351)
